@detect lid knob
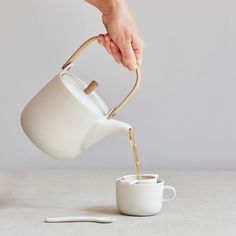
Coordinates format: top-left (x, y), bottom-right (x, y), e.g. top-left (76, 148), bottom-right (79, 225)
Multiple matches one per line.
top-left (84, 81), bottom-right (99, 95)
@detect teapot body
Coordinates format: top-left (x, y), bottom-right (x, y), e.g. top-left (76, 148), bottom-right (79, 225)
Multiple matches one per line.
top-left (21, 72), bottom-right (105, 160)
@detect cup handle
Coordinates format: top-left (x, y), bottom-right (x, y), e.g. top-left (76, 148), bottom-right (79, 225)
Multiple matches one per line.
top-left (163, 186), bottom-right (176, 202)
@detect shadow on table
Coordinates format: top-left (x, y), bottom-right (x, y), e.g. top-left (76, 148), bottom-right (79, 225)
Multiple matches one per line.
top-left (83, 205), bottom-right (120, 216)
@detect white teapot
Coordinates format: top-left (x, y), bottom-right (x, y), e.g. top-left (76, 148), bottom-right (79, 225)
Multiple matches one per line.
top-left (21, 36), bottom-right (141, 160)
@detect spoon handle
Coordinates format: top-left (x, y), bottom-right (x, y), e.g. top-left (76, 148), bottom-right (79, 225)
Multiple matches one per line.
top-left (43, 216), bottom-right (116, 223)
top-left (44, 216), bottom-right (99, 223)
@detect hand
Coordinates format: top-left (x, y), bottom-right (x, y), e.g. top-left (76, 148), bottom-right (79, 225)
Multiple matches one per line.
top-left (86, 0), bottom-right (144, 70)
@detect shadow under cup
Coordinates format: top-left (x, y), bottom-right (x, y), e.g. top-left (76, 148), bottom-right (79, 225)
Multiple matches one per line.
top-left (116, 177), bottom-right (176, 216)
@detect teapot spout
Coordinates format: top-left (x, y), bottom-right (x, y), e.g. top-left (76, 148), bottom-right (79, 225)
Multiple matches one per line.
top-left (81, 119), bottom-right (131, 151)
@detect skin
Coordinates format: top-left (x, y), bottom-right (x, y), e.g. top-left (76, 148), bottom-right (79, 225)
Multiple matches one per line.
top-left (85, 0), bottom-right (144, 70)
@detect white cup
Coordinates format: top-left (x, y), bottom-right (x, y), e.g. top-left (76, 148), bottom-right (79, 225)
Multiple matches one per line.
top-left (116, 176), bottom-right (176, 216)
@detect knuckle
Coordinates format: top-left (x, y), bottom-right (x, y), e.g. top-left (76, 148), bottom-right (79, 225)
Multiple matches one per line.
top-left (115, 35), bottom-right (131, 47)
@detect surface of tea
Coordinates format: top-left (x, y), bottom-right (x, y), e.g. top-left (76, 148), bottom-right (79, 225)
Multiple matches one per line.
top-left (128, 128), bottom-right (140, 179)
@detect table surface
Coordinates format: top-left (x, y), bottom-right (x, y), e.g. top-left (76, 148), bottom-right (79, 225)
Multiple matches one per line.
top-left (0, 170), bottom-right (235, 236)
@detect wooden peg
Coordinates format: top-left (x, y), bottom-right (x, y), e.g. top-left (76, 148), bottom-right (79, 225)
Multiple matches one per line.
top-left (84, 81), bottom-right (99, 95)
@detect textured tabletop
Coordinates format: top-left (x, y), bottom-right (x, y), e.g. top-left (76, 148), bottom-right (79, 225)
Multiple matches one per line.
top-left (0, 170), bottom-right (235, 236)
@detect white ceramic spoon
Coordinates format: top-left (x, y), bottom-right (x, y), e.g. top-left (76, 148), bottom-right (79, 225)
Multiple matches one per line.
top-left (43, 216), bottom-right (117, 224)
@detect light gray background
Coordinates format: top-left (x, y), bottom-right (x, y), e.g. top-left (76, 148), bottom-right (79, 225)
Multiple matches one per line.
top-left (0, 0), bottom-right (236, 170)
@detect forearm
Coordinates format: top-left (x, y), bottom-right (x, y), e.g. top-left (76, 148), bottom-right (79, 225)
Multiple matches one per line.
top-left (85, 0), bottom-right (127, 15)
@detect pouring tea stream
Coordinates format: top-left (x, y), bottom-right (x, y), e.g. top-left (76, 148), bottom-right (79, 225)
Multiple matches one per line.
top-left (21, 36), bottom-right (141, 177)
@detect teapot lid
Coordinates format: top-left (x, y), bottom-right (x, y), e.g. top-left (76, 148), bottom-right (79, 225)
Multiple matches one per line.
top-left (61, 72), bottom-right (109, 116)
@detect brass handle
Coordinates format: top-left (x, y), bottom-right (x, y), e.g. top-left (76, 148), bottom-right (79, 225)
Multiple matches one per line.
top-left (62, 36), bottom-right (141, 119)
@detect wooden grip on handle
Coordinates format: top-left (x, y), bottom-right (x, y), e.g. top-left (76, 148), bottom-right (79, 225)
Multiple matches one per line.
top-left (84, 81), bottom-right (98, 95)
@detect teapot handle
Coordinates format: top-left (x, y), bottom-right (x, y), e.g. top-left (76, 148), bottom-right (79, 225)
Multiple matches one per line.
top-left (62, 36), bottom-right (141, 119)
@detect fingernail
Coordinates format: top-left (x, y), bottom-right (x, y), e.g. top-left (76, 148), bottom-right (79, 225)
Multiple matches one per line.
top-left (110, 42), bottom-right (114, 47)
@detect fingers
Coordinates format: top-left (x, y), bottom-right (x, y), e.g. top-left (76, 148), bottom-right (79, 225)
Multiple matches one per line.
top-left (98, 34), bottom-right (111, 54)
top-left (110, 41), bottom-right (122, 64)
top-left (104, 34), bottom-right (123, 65)
top-left (132, 39), bottom-right (144, 66)
top-left (104, 34), bottom-right (112, 54)
top-left (98, 34), bottom-right (122, 65)
top-left (98, 34), bottom-right (142, 71)
top-left (119, 41), bottom-right (137, 71)
top-left (98, 34), bottom-right (105, 45)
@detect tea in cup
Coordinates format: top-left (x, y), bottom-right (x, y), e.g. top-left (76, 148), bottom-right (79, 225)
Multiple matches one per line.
top-left (116, 175), bottom-right (176, 216)
top-left (118, 174), bottom-right (159, 185)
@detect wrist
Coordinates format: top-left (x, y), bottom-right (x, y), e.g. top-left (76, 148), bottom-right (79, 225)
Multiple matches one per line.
top-left (86, 0), bottom-right (126, 15)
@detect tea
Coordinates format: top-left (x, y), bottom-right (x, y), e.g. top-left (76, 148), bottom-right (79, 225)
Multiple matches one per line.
top-left (128, 128), bottom-right (140, 179)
